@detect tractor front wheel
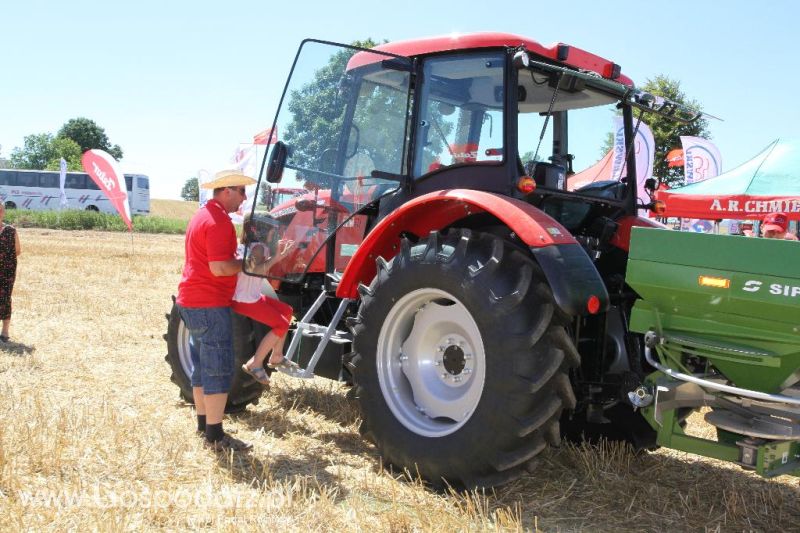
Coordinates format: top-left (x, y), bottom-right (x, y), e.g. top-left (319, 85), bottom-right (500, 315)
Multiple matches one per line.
top-left (351, 229), bottom-right (578, 488)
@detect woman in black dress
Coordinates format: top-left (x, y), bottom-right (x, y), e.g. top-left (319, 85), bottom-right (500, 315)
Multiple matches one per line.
top-left (0, 204), bottom-right (21, 341)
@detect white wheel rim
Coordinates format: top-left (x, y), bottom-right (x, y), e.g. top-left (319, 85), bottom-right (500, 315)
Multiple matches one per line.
top-left (177, 320), bottom-right (195, 380)
top-left (376, 287), bottom-right (486, 437)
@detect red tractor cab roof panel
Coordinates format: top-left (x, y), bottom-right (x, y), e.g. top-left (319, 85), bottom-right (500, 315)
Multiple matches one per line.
top-left (347, 32), bottom-right (633, 87)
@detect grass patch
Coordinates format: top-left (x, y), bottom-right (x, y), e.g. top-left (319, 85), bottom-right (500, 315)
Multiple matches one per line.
top-left (5, 209), bottom-right (187, 234)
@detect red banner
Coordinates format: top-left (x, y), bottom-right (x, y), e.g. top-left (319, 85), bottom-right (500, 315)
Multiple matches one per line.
top-left (253, 127), bottom-right (278, 145)
top-left (655, 190), bottom-right (800, 221)
top-left (81, 149), bottom-right (133, 231)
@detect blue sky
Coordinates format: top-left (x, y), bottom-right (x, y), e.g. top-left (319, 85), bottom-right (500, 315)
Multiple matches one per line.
top-left (1, 0), bottom-right (798, 199)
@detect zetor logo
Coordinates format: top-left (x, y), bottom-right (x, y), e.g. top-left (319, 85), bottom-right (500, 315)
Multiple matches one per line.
top-left (92, 161), bottom-right (116, 191)
top-left (742, 279), bottom-right (800, 297)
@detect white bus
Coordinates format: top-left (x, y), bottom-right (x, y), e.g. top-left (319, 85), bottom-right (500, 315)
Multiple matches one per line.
top-left (0, 169), bottom-right (150, 215)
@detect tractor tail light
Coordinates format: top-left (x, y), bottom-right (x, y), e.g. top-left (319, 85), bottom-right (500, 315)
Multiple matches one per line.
top-left (517, 176), bottom-right (536, 194)
top-left (651, 200), bottom-right (666, 215)
top-left (587, 295), bottom-right (601, 315)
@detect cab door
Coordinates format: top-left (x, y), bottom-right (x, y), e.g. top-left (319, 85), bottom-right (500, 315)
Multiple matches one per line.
top-left (247, 40), bottom-right (413, 284)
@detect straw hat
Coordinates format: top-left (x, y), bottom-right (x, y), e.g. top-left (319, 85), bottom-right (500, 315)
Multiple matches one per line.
top-left (201, 169), bottom-right (257, 190)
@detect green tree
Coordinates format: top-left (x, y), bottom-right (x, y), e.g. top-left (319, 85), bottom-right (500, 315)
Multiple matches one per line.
top-left (11, 133), bottom-right (52, 169)
top-left (58, 117), bottom-right (124, 160)
top-left (603, 75), bottom-right (710, 188)
top-left (282, 39), bottom-right (379, 179)
top-left (45, 137), bottom-right (83, 170)
top-left (10, 133), bottom-right (82, 170)
top-left (181, 177), bottom-right (199, 201)
top-left (278, 38), bottom-right (422, 189)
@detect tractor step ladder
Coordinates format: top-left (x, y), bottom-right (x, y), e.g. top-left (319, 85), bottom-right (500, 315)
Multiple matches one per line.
top-left (281, 289), bottom-right (351, 380)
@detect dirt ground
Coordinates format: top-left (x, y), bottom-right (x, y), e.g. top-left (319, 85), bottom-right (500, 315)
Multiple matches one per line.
top-left (0, 228), bottom-right (797, 532)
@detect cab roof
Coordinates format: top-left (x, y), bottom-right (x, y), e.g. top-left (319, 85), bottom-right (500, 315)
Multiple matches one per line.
top-left (349, 32), bottom-right (633, 87)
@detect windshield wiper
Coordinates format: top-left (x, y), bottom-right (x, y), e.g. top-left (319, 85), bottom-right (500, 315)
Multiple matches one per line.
top-left (532, 70), bottom-right (563, 163)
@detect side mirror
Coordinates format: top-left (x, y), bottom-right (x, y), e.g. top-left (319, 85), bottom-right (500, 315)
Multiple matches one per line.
top-left (267, 141), bottom-right (288, 183)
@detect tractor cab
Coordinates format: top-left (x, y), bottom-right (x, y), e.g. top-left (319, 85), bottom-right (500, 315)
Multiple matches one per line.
top-left (247, 35), bottom-right (697, 287)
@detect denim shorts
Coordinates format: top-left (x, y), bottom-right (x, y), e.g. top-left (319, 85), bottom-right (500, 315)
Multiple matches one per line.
top-left (177, 305), bottom-right (234, 395)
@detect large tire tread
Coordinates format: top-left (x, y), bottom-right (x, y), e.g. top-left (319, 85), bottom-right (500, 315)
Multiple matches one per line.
top-left (351, 228), bottom-right (580, 488)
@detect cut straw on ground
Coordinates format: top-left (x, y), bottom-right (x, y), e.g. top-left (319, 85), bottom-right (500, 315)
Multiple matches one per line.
top-left (0, 228), bottom-right (797, 531)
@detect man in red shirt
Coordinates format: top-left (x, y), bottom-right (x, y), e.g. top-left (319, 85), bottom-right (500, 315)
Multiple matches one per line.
top-left (177, 169), bottom-right (256, 452)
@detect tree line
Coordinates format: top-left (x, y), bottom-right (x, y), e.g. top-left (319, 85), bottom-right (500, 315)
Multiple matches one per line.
top-left (4, 117), bottom-right (123, 172)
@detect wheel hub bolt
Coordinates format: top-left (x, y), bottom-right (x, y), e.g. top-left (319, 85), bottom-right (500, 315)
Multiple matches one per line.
top-left (453, 376), bottom-right (462, 383)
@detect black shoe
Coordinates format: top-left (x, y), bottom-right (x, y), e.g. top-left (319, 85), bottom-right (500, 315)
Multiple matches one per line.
top-left (204, 433), bottom-right (252, 452)
top-left (0, 335), bottom-right (9, 342)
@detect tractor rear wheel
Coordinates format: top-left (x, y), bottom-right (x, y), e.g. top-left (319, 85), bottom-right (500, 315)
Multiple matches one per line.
top-left (350, 229), bottom-right (579, 488)
top-left (164, 301), bottom-right (267, 413)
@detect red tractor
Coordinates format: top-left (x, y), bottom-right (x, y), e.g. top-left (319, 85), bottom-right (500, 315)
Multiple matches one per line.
top-left (167, 33), bottom-right (705, 486)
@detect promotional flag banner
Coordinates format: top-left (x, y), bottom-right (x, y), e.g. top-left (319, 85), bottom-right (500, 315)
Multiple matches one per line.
top-left (232, 144), bottom-right (257, 177)
top-left (253, 127), bottom-right (278, 145)
top-left (59, 157), bottom-right (68, 208)
top-left (611, 117), bottom-right (656, 207)
top-left (81, 149), bottom-right (132, 231)
top-left (665, 148), bottom-right (684, 167)
top-left (679, 137), bottom-right (722, 231)
top-left (229, 144), bottom-right (258, 224)
top-left (197, 169), bottom-right (211, 209)
top-left (680, 136), bottom-right (722, 184)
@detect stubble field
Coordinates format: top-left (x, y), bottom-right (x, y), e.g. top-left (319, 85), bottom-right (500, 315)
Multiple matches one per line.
top-left (0, 228), bottom-right (797, 532)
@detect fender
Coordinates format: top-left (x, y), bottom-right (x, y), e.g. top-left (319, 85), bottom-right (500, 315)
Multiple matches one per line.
top-left (610, 215), bottom-right (669, 252)
top-left (336, 189), bottom-right (608, 316)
